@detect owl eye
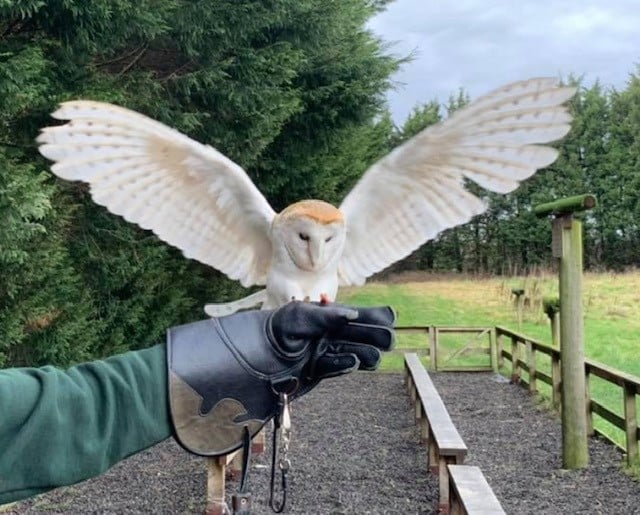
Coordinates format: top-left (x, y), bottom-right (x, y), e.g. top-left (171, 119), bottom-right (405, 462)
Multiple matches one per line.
top-left (298, 233), bottom-right (310, 241)
top-left (325, 236), bottom-right (333, 242)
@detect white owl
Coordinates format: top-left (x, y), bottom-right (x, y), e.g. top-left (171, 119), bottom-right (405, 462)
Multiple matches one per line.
top-left (37, 78), bottom-right (575, 315)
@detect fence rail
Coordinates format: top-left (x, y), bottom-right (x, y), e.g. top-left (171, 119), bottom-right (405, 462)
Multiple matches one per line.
top-left (395, 325), bottom-right (640, 466)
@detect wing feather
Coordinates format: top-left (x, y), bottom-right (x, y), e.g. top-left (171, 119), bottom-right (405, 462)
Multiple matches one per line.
top-left (339, 78), bottom-right (575, 285)
top-left (38, 101), bottom-right (276, 286)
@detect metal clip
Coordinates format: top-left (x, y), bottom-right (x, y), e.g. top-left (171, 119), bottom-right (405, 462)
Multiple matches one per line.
top-left (270, 392), bottom-right (292, 513)
top-left (279, 393), bottom-right (291, 471)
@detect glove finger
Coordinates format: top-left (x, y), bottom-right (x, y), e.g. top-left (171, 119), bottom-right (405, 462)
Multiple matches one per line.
top-left (311, 302), bottom-right (395, 327)
top-left (314, 353), bottom-right (360, 379)
top-left (330, 342), bottom-right (382, 370)
top-left (324, 304), bottom-right (395, 327)
top-left (352, 305), bottom-right (396, 327)
top-left (332, 322), bottom-right (395, 351)
top-left (272, 302), bottom-right (358, 343)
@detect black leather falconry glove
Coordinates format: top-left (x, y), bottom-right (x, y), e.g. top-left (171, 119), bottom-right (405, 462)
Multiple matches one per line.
top-left (167, 301), bottom-right (395, 457)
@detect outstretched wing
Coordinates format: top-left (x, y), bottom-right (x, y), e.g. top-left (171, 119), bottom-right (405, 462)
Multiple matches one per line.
top-left (338, 78), bottom-right (576, 285)
top-left (38, 101), bottom-right (276, 287)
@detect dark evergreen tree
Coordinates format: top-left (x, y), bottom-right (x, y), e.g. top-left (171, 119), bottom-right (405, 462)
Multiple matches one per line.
top-left (0, 0), bottom-right (400, 365)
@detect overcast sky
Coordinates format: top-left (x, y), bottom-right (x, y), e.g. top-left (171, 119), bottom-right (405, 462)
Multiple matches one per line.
top-left (369, 0), bottom-right (640, 123)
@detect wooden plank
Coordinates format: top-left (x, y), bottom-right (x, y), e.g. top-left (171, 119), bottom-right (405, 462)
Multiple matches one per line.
top-left (593, 427), bottom-right (626, 453)
top-left (586, 360), bottom-right (640, 392)
top-left (495, 326), bottom-right (560, 358)
top-left (389, 347), bottom-right (430, 355)
top-left (436, 327), bottom-right (493, 334)
top-left (396, 326), bottom-right (430, 332)
top-left (437, 366), bottom-right (493, 373)
top-left (447, 348), bottom-right (491, 356)
top-left (591, 400), bottom-right (625, 429)
top-left (404, 353), bottom-right (467, 456)
top-left (448, 465), bottom-right (506, 514)
top-left (535, 370), bottom-right (552, 386)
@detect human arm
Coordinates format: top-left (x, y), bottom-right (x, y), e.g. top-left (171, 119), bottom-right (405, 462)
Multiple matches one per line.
top-left (0, 344), bottom-right (170, 504)
top-left (0, 301), bottom-right (395, 503)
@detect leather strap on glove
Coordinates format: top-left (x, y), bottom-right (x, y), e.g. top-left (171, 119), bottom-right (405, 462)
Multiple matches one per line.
top-left (167, 301), bottom-right (395, 457)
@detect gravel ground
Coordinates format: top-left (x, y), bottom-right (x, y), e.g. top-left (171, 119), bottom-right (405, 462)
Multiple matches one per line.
top-left (431, 372), bottom-right (640, 515)
top-left (10, 372), bottom-right (640, 514)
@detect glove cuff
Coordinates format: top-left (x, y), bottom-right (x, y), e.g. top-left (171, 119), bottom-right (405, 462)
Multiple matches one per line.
top-left (167, 317), bottom-right (297, 457)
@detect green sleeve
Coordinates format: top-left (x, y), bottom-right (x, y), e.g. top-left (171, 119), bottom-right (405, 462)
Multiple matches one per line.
top-left (0, 343), bottom-right (172, 504)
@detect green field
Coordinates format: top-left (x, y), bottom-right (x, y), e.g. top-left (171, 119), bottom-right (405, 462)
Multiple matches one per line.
top-left (339, 271), bottom-right (640, 450)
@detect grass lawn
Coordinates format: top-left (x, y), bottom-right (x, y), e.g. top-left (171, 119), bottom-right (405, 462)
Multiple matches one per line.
top-left (339, 271), bottom-right (640, 450)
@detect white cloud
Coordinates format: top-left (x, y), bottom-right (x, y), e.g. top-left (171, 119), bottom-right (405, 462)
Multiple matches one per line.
top-left (370, 0), bottom-right (640, 123)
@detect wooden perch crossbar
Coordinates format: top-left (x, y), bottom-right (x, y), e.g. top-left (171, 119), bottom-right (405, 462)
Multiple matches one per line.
top-left (533, 194), bottom-right (597, 217)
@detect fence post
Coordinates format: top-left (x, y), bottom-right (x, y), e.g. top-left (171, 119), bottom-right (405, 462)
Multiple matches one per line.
top-left (534, 194), bottom-right (596, 469)
top-left (585, 368), bottom-right (594, 436)
top-left (497, 330), bottom-right (504, 369)
top-left (551, 354), bottom-right (561, 408)
top-left (526, 341), bottom-right (536, 393)
top-left (543, 297), bottom-right (561, 347)
top-left (623, 381), bottom-right (639, 465)
top-left (511, 336), bottom-right (520, 383)
top-left (490, 328), bottom-right (499, 373)
top-left (511, 288), bottom-right (525, 330)
top-left (429, 326), bottom-right (438, 371)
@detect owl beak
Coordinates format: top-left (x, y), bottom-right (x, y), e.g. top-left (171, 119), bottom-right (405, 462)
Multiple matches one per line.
top-left (308, 240), bottom-right (323, 270)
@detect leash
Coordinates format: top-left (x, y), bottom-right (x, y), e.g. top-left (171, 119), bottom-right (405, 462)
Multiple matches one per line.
top-left (231, 391), bottom-right (292, 515)
top-left (269, 392), bottom-right (291, 513)
top-left (231, 426), bottom-right (253, 514)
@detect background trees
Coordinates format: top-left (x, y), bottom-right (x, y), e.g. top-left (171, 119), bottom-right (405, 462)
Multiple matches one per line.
top-left (0, 0), bottom-right (398, 365)
top-left (1, 1), bottom-right (639, 367)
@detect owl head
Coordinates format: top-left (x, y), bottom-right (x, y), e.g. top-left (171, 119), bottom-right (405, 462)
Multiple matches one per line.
top-left (271, 200), bottom-right (346, 272)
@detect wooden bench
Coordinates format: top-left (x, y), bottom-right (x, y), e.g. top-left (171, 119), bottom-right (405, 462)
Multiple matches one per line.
top-left (448, 465), bottom-right (506, 515)
top-left (404, 352), bottom-right (468, 513)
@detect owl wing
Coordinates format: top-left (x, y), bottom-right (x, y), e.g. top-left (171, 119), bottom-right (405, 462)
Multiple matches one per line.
top-left (38, 101), bottom-right (276, 287)
top-left (338, 77), bottom-right (576, 285)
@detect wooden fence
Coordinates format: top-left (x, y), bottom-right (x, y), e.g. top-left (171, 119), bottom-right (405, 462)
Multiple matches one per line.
top-left (394, 326), bottom-right (497, 372)
top-left (395, 325), bottom-right (640, 465)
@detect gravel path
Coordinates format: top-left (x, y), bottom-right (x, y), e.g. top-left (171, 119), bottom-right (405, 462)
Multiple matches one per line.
top-left (431, 372), bottom-right (640, 515)
top-left (10, 372), bottom-right (640, 514)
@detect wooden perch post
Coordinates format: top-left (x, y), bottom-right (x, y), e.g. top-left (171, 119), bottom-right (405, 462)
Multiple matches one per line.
top-left (511, 288), bottom-right (525, 329)
top-left (543, 297), bottom-right (560, 347)
top-left (534, 194), bottom-right (597, 469)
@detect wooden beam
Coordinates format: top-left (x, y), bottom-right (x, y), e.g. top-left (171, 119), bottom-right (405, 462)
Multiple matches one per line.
top-left (206, 457), bottom-right (227, 515)
top-left (533, 194), bottom-right (597, 217)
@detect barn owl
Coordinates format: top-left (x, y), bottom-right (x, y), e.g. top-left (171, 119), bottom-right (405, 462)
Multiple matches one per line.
top-left (37, 78), bottom-right (575, 315)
